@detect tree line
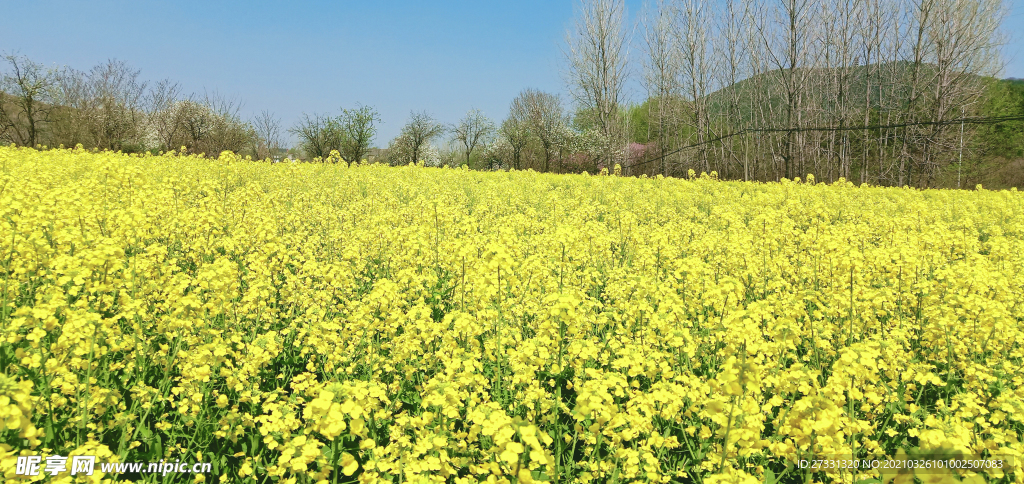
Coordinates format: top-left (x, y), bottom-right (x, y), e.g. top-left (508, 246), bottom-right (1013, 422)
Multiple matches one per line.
top-left (564, 0), bottom-right (1014, 188)
top-left (0, 55), bottom-right (287, 159)
top-left (3, 0), bottom-right (1021, 188)
top-left (362, 0), bottom-right (1017, 188)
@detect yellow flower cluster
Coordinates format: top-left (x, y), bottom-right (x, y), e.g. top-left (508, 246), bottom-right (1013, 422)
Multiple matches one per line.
top-left (0, 145), bottom-right (1022, 483)
top-left (0, 375), bottom-right (40, 447)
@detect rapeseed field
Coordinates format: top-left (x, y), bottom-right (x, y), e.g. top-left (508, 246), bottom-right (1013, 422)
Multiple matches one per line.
top-left (0, 145), bottom-right (1022, 483)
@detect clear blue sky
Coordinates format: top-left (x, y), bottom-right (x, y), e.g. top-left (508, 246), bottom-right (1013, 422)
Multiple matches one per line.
top-left (2, 0), bottom-right (1023, 146)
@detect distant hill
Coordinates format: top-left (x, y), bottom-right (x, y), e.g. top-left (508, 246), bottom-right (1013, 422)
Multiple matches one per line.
top-left (624, 61), bottom-right (1024, 188)
top-left (629, 62), bottom-right (1016, 134)
top-left (703, 61), bottom-right (969, 124)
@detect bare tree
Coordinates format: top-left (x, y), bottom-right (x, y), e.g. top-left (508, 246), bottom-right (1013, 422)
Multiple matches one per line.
top-left (252, 110), bottom-right (282, 160)
top-left (451, 108), bottom-right (495, 165)
top-left (713, 0), bottom-right (754, 179)
top-left (641, 0), bottom-right (681, 175)
top-left (675, 0), bottom-right (717, 173)
top-left (173, 91), bottom-right (253, 156)
top-left (48, 66), bottom-right (93, 148)
top-left (289, 112), bottom-right (343, 160)
top-left (201, 90), bottom-right (243, 122)
top-left (912, 0), bottom-right (1005, 186)
top-left (759, 0), bottom-right (820, 179)
top-left (338, 104), bottom-right (380, 163)
top-left (388, 111), bottom-right (445, 165)
top-left (178, 99), bottom-right (213, 153)
top-left (147, 79), bottom-right (181, 116)
top-left (852, 0), bottom-right (891, 183)
top-left (145, 79), bottom-right (184, 152)
top-left (817, 0), bottom-right (860, 181)
top-left (881, 0), bottom-right (909, 185)
top-left (498, 117), bottom-right (530, 170)
top-left (511, 89), bottom-right (565, 172)
top-left (0, 54), bottom-right (56, 147)
top-left (84, 59), bottom-right (148, 151)
top-left (745, 2), bottom-right (776, 180)
top-left (564, 0), bottom-right (630, 159)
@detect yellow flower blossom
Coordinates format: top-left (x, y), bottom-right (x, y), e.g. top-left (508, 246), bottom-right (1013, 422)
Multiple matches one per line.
top-left (0, 146), bottom-right (1021, 482)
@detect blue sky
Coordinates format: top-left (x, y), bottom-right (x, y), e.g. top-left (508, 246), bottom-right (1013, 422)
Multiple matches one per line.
top-left (1006, 1), bottom-right (1024, 78)
top-left (2, 0), bottom-right (1023, 146)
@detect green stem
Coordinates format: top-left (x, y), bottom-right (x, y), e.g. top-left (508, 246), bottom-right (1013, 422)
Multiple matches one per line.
top-left (78, 320), bottom-right (100, 446)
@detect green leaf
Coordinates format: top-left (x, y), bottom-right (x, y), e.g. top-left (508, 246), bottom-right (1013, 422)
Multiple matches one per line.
top-left (764, 467), bottom-right (776, 484)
